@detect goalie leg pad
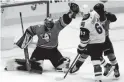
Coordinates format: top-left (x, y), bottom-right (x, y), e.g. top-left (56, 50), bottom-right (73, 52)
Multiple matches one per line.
top-left (5, 59), bottom-right (21, 71)
top-left (5, 59), bottom-right (43, 73)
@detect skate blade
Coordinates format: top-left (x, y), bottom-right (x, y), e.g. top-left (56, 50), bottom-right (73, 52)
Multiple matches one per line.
top-left (113, 75), bottom-right (120, 80)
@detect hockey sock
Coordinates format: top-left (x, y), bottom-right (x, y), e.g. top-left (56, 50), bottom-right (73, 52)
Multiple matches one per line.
top-left (100, 57), bottom-right (107, 67)
top-left (92, 60), bottom-right (102, 81)
top-left (107, 54), bottom-right (117, 65)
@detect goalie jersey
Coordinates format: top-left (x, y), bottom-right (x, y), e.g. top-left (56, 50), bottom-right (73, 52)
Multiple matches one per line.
top-left (16, 14), bottom-right (72, 49)
top-left (79, 10), bottom-right (105, 45)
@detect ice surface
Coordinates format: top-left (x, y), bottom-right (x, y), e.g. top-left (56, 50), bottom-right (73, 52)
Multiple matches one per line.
top-left (1, 13), bottom-right (124, 82)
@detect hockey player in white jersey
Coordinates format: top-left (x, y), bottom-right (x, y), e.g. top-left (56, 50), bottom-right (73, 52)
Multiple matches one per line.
top-left (70, 3), bottom-right (120, 79)
top-left (70, 3), bottom-right (119, 79)
top-left (70, 8), bottom-right (105, 82)
top-left (5, 2), bottom-right (79, 73)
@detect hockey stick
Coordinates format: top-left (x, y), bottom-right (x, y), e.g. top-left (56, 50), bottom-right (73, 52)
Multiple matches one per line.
top-left (19, 12), bottom-right (31, 72)
top-left (55, 54), bottom-right (80, 80)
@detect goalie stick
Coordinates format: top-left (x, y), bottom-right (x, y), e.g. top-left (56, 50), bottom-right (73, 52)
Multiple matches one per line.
top-left (19, 12), bottom-right (31, 72)
top-left (55, 54), bottom-right (80, 80)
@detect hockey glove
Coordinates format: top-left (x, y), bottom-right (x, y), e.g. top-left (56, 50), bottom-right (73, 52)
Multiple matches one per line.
top-left (77, 44), bottom-right (87, 54)
top-left (68, 2), bottom-right (79, 14)
top-left (105, 11), bottom-right (117, 22)
top-left (68, 2), bottom-right (79, 18)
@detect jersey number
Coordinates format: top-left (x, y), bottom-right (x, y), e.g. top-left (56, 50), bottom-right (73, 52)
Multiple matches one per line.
top-left (95, 23), bottom-right (103, 34)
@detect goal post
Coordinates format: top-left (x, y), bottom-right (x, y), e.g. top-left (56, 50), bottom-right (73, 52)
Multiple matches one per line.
top-left (1, 1), bottom-right (50, 50)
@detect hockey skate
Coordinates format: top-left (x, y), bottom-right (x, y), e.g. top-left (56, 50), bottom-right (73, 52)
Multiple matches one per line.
top-left (103, 63), bottom-right (115, 76)
top-left (114, 63), bottom-right (120, 78)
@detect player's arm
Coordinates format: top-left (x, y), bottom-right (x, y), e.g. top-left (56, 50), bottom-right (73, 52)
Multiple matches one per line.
top-left (105, 11), bottom-right (117, 22)
top-left (77, 27), bottom-right (90, 54)
top-left (55, 2), bottom-right (79, 29)
top-left (56, 13), bottom-right (73, 29)
top-left (16, 25), bottom-right (41, 49)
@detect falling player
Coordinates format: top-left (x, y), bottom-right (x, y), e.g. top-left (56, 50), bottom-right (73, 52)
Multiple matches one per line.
top-left (74, 9), bottom-right (105, 82)
top-left (93, 3), bottom-right (120, 78)
top-left (5, 2), bottom-right (79, 73)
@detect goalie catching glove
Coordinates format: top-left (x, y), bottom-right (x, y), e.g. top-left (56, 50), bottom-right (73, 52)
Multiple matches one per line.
top-left (68, 2), bottom-right (79, 18)
top-left (68, 2), bottom-right (79, 14)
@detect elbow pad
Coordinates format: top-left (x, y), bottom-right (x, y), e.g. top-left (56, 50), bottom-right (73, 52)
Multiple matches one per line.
top-left (80, 28), bottom-right (90, 44)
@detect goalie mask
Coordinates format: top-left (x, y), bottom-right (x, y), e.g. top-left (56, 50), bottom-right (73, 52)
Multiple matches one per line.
top-left (44, 17), bottom-right (54, 30)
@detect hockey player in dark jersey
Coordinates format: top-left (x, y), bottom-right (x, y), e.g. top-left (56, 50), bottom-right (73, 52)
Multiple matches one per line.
top-left (5, 2), bottom-right (79, 73)
top-left (93, 3), bottom-right (120, 78)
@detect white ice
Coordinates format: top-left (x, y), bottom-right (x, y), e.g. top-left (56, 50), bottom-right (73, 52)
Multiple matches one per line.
top-left (1, 13), bottom-right (124, 82)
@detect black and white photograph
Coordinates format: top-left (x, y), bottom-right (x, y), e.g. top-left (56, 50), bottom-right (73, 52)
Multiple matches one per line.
top-left (0, 0), bottom-right (124, 82)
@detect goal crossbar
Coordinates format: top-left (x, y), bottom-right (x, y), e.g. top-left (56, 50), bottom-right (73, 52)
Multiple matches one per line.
top-left (1, 1), bottom-right (49, 17)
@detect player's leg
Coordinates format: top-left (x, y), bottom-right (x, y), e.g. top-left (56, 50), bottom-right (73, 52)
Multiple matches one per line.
top-left (89, 44), bottom-right (103, 82)
top-left (48, 47), bottom-right (70, 72)
top-left (104, 53), bottom-right (120, 78)
top-left (92, 60), bottom-right (102, 82)
top-left (5, 47), bottom-right (43, 72)
top-left (103, 36), bottom-right (120, 78)
top-left (70, 53), bottom-right (88, 73)
top-left (100, 56), bottom-right (115, 77)
top-left (5, 59), bottom-right (42, 72)
top-left (70, 44), bottom-right (89, 73)
top-left (29, 47), bottom-right (47, 71)
top-left (6, 47), bottom-right (44, 71)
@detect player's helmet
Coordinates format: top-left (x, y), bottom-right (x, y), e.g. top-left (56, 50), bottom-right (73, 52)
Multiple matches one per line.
top-left (44, 17), bottom-right (54, 30)
top-left (93, 3), bottom-right (104, 16)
